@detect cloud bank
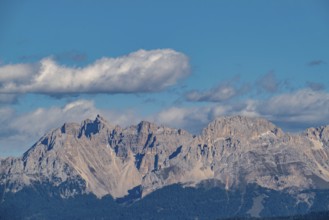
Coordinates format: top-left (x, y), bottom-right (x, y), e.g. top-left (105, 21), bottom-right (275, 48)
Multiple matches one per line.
top-left (259, 89), bottom-right (329, 127)
top-left (0, 49), bottom-right (190, 95)
top-left (159, 88), bottom-right (329, 132)
top-left (1, 88), bottom-right (329, 156)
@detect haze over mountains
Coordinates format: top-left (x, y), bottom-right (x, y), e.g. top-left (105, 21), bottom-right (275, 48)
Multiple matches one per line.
top-left (1, 115), bottom-right (329, 219)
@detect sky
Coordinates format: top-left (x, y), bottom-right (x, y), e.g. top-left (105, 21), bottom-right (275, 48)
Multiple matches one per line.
top-left (0, 0), bottom-right (329, 156)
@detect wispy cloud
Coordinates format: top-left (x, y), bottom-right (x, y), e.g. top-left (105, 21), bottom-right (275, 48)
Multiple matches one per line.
top-left (185, 77), bottom-right (250, 103)
top-left (0, 94), bottom-right (17, 104)
top-left (185, 84), bottom-right (236, 102)
top-left (19, 51), bottom-right (87, 63)
top-left (0, 49), bottom-right (190, 96)
top-left (257, 71), bottom-right (279, 93)
top-left (184, 72), bottom-right (283, 103)
top-left (308, 60), bottom-right (326, 66)
top-left (54, 50), bottom-right (88, 63)
top-left (306, 81), bottom-right (326, 91)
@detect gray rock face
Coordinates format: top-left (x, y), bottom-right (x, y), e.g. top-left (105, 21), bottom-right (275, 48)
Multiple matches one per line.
top-left (1, 115), bottom-right (329, 200)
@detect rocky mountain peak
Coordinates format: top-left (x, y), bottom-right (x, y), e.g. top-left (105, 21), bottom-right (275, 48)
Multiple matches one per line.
top-left (137, 121), bottom-right (158, 134)
top-left (95, 114), bottom-right (107, 124)
top-left (305, 125), bottom-right (329, 146)
top-left (201, 115), bottom-right (283, 140)
top-left (79, 114), bottom-right (113, 138)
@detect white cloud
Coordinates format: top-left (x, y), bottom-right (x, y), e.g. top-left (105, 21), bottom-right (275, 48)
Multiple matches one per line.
top-left (153, 107), bottom-right (210, 132)
top-left (0, 49), bottom-right (190, 95)
top-left (0, 63), bottom-right (36, 83)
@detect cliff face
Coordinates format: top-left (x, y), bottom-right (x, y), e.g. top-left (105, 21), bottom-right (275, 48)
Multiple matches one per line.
top-left (1, 115), bottom-right (329, 200)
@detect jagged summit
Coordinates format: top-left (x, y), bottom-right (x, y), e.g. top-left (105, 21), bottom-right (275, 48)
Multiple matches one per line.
top-left (95, 114), bottom-right (106, 122)
top-left (1, 115), bottom-right (329, 203)
top-left (79, 115), bottom-right (113, 138)
top-left (136, 120), bottom-right (158, 133)
top-left (306, 125), bottom-right (329, 141)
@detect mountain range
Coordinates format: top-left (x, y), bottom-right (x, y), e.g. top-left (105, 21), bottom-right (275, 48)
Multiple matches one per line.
top-left (1, 115), bottom-right (329, 219)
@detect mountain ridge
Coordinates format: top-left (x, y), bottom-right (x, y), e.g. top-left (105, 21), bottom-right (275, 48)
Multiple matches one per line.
top-left (1, 115), bottom-right (329, 202)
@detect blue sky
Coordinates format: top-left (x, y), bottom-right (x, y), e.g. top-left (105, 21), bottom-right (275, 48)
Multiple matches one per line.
top-left (0, 0), bottom-right (329, 156)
